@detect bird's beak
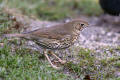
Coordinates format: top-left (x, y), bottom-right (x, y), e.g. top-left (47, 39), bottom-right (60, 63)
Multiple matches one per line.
top-left (87, 23), bottom-right (89, 27)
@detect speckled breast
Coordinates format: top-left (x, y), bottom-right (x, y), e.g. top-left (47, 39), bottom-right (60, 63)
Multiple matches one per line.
top-left (34, 35), bottom-right (79, 50)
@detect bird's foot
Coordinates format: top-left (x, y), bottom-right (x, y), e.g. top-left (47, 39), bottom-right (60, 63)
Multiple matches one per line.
top-left (44, 53), bottom-right (63, 70)
top-left (49, 51), bottom-right (66, 64)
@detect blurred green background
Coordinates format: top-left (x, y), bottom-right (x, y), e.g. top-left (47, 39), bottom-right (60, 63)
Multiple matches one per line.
top-left (0, 0), bottom-right (103, 20)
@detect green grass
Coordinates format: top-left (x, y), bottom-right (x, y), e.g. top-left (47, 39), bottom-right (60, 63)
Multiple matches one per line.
top-left (0, 0), bottom-right (102, 20)
top-left (0, 11), bottom-right (12, 35)
top-left (0, 8), bottom-right (19, 35)
top-left (117, 46), bottom-right (120, 50)
top-left (0, 41), bottom-right (73, 80)
top-left (65, 48), bottom-right (96, 79)
top-left (0, 38), bottom-right (119, 79)
top-left (65, 48), bottom-right (120, 80)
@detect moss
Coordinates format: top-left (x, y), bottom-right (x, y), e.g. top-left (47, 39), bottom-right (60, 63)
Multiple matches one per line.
top-left (0, 40), bottom-right (72, 80)
top-left (65, 48), bottom-right (95, 76)
top-left (116, 46), bottom-right (120, 50)
top-left (114, 61), bottom-right (120, 68)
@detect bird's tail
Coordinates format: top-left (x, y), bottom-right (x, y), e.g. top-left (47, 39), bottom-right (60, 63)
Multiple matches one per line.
top-left (3, 33), bottom-right (27, 38)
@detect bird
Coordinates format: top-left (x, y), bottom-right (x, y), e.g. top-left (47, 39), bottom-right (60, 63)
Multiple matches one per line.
top-left (3, 19), bottom-right (89, 69)
top-left (99, 0), bottom-right (120, 16)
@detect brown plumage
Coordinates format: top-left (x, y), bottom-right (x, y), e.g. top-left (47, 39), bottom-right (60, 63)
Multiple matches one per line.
top-left (4, 19), bottom-right (89, 69)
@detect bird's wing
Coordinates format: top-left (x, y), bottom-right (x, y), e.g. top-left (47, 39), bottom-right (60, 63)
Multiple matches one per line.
top-left (25, 24), bottom-right (70, 40)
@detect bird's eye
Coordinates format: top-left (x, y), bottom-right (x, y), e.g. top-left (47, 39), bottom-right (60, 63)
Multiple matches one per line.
top-left (80, 23), bottom-right (84, 26)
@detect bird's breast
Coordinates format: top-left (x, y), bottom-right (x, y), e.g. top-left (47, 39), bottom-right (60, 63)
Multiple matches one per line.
top-left (71, 35), bottom-right (79, 43)
top-left (34, 34), bottom-right (79, 50)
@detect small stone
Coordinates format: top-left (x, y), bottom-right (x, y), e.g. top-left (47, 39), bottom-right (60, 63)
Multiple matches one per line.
top-left (115, 72), bottom-right (120, 77)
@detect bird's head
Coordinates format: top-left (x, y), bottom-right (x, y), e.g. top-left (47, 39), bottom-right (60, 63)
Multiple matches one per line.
top-left (67, 19), bottom-right (89, 34)
top-left (63, 19), bottom-right (89, 34)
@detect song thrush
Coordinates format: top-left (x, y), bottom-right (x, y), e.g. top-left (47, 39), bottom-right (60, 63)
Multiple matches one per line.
top-left (4, 19), bottom-right (89, 69)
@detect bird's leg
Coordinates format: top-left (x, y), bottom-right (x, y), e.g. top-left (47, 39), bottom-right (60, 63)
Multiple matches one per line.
top-left (49, 51), bottom-right (66, 64)
top-left (44, 50), bottom-right (61, 69)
